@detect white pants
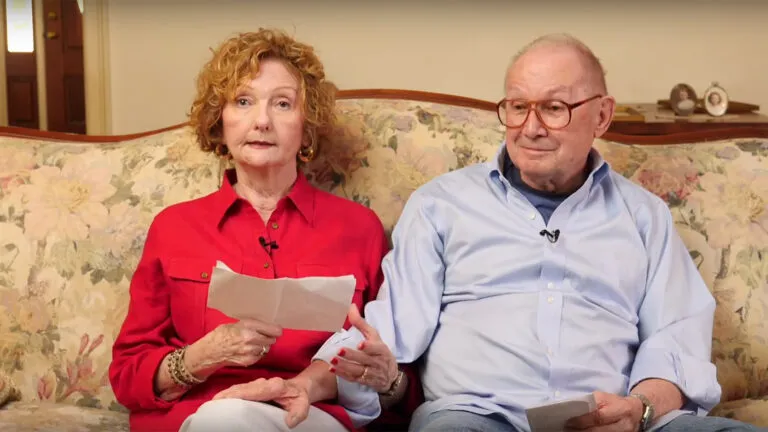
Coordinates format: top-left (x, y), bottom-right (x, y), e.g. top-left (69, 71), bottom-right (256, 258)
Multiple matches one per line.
top-left (179, 398), bottom-right (348, 432)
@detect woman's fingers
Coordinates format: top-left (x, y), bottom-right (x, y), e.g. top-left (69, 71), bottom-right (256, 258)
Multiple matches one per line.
top-left (329, 355), bottom-right (391, 392)
top-left (329, 355), bottom-right (368, 382)
top-left (336, 347), bottom-right (373, 365)
top-left (356, 340), bottom-right (394, 359)
top-left (239, 319), bottom-right (283, 338)
top-left (242, 332), bottom-right (277, 347)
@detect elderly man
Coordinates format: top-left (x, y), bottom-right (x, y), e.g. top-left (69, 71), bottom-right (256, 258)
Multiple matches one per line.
top-left (221, 35), bottom-right (761, 431)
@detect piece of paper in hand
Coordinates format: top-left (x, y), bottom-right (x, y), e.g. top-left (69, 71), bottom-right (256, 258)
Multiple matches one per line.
top-left (526, 393), bottom-right (597, 432)
top-left (207, 260), bottom-right (356, 332)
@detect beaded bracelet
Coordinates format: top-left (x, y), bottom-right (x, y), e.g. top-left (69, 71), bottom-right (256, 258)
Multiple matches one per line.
top-left (168, 346), bottom-right (205, 387)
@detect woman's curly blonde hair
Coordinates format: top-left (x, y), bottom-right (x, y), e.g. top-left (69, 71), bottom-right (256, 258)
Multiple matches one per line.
top-left (189, 28), bottom-right (338, 159)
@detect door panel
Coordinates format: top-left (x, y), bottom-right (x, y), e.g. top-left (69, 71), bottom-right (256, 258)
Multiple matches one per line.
top-left (4, 0), bottom-right (40, 128)
top-left (42, 0), bottom-right (84, 133)
top-left (6, 53), bottom-right (39, 128)
top-left (7, 75), bottom-right (37, 126)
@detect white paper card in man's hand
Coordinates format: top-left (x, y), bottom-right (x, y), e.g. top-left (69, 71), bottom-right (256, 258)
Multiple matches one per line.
top-left (207, 261), bottom-right (356, 332)
top-left (525, 393), bottom-right (597, 432)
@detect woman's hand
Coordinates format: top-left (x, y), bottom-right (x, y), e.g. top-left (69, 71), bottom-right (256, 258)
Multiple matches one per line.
top-left (328, 305), bottom-right (399, 393)
top-left (213, 377), bottom-right (310, 428)
top-left (186, 319), bottom-right (283, 373)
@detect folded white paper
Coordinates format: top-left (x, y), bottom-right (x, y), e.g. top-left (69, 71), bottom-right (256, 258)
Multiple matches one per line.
top-left (207, 261), bottom-right (356, 332)
top-left (526, 393), bottom-right (597, 432)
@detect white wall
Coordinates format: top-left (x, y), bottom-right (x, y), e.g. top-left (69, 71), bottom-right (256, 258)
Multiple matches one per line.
top-left (106, 0), bottom-right (768, 134)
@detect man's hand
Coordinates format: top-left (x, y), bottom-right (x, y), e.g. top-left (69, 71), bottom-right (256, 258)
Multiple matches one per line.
top-left (565, 391), bottom-right (644, 432)
top-left (213, 377), bottom-right (309, 428)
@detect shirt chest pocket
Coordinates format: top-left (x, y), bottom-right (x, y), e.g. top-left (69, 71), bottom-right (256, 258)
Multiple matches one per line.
top-left (166, 257), bottom-right (221, 342)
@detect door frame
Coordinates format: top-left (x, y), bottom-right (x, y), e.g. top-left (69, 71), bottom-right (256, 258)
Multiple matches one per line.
top-left (0, 0), bottom-right (111, 134)
top-left (82, 0), bottom-right (110, 135)
top-left (0, 1), bottom-right (7, 126)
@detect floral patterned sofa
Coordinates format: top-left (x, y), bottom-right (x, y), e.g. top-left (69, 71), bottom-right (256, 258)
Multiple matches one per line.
top-left (0, 91), bottom-right (766, 431)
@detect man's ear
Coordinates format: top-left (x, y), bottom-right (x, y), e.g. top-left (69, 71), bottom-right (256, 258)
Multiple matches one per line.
top-left (594, 96), bottom-right (616, 138)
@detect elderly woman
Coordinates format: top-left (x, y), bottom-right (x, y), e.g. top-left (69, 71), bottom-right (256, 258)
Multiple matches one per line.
top-left (109, 29), bottom-right (391, 432)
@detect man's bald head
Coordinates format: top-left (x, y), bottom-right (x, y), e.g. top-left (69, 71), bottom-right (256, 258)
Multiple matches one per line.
top-left (506, 33), bottom-right (607, 95)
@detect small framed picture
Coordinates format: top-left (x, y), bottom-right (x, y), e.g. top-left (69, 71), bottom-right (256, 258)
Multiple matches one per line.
top-left (703, 82), bottom-right (729, 117)
top-left (669, 83), bottom-right (697, 116)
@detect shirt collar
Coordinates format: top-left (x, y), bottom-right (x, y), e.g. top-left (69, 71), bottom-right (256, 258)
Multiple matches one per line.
top-left (212, 168), bottom-right (316, 228)
top-left (488, 141), bottom-right (610, 191)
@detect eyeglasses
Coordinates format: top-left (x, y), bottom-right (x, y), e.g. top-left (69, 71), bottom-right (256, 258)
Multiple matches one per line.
top-left (496, 95), bottom-right (603, 130)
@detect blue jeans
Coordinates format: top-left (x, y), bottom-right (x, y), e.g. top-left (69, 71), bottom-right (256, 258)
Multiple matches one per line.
top-left (415, 410), bottom-right (767, 432)
top-left (657, 415), bottom-right (768, 432)
top-left (414, 410), bottom-right (520, 432)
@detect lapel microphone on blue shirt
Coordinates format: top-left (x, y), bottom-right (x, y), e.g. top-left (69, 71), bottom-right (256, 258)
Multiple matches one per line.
top-left (259, 236), bottom-right (279, 253)
top-left (539, 229), bottom-right (560, 243)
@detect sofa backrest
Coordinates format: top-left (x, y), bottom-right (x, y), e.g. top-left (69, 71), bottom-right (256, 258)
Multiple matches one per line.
top-left (0, 127), bottom-right (222, 411)
top-left (0, 92), bottom-right (766, 413)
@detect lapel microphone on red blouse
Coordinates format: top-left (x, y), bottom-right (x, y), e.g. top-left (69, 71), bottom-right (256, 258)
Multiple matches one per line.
top-left (259, 236), bottom-right (279, 253)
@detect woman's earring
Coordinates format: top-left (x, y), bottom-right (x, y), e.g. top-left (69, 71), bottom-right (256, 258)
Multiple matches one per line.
top-left (298, 143), bottom-right (316, 163)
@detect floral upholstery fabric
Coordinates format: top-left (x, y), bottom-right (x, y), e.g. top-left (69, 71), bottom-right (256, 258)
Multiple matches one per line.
top-left (0, 128), bottom-right (222, 428)
top-left (0, 97), bottom-right (766, 428)
top-left (0, 401), bottom-right (128, 431)
top-left (709, 396), bottom-right (768, 427)
top-left (0, 371), bottom-right (21, 407)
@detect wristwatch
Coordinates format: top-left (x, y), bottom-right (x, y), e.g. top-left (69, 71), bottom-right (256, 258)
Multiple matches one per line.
top-left (629, 393), bottom-right (655, 431)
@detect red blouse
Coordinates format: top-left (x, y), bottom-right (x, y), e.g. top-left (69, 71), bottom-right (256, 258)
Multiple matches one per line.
top-left (109, 169), bottom-right (390, 432)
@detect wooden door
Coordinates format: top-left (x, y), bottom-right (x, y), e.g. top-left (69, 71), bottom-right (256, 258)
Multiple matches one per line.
top-left (42, 0), bottom-right (84, 133)
top-left (4, 0), bottom-right (40, 129)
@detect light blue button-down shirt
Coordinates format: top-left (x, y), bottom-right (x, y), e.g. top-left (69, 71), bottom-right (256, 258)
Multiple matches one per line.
top-left (315, 145), bottom-right (722, 431)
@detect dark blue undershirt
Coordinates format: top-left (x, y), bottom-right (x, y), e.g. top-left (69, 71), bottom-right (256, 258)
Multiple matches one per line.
top-left (503, 152), bottom-right (570, 225)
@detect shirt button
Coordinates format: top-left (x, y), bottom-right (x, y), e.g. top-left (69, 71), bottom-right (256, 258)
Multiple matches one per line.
top-left (555, 390), bottom-right (561, 397)
top-left (547, 282), bottom-right (554, 290)
top-left (547, 348), bottom-right (553, 355)
top-left (263, 262), bottom-right (270, 269)
top-left (547, 296), bottom-right (554, 304)
top-left (200, 272), bottom-right (209, 279)
top-left (271, 222), bottom-right (279, 229)
top-left (528, 213), bottom-right (536, 220)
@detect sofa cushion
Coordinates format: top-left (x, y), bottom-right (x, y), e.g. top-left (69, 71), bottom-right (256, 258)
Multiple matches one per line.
top-left (0, 127), bottom-right (222, 412)
top-left (0, 371), bottom-right (21, 407)
top-left (709, 397), bottom-right (768, 427)
top-left (0, 401), bottom-right (128, 431)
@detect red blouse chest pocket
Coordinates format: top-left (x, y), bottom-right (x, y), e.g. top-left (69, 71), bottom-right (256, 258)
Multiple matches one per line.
top-left (166, 257), bottom-right (221, 342)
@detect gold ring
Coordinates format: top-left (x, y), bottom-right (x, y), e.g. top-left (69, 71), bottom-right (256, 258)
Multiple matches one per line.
top-left (360, 366), bottom-right (369, 381)
top-left (259, 345), bottom-right (269, 356)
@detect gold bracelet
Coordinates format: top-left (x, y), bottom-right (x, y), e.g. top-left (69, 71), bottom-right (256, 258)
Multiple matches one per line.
top-left (168, 347), bottom-right (205, 387)
top-left (178, 346), bottom-right (205, 385)
top-left (167, 348), bottom-right (188, 387)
